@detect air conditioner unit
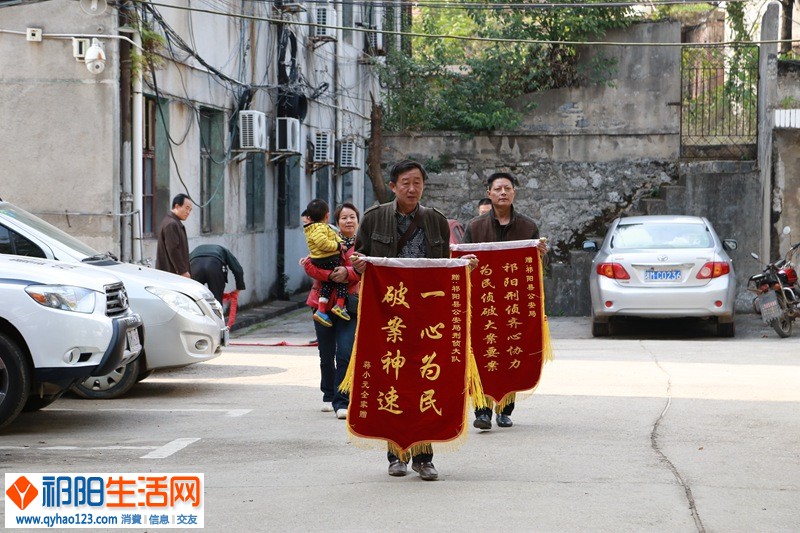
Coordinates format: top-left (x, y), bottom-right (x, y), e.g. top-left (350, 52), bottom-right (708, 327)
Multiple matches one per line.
top-left (314, 131), bottom-right (334, 163)
top-left (339, 140), bottom-right (359, 170)
top-left (238, 110), bottom-right (268, 151)
top-left (314, 7), bottom-right (337, 38)
top-left (366, 30), bottom-right (385, 55)
top-left (274, 0), bottom-right (304, 13)
top-left (275, 117), bottom-right (301, 153)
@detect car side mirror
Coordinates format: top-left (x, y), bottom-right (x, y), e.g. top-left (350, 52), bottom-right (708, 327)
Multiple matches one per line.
top-left (582, 240), bottom-right (598, 252)
top-left (722, 239), bottom-right (737, 251)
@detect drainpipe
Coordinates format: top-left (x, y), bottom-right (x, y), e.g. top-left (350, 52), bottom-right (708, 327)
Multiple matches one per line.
top-left (131, 28), bottom-right (144, 264)
top-left (334, 13), bottom-right (341, 203)
top-left (119, 21), bottom-right (143, 263)
top-left (758, 3), bottom-right (779, 264)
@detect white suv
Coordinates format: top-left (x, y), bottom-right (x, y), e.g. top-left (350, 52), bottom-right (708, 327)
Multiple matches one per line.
top-left (0, 200), bottom-right (228, 399)
top-left (0, 255), bottom-right (143, 429)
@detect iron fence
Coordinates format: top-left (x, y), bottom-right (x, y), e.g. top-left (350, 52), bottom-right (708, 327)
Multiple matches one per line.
top-left (680, 45), bottom-right (759, 160)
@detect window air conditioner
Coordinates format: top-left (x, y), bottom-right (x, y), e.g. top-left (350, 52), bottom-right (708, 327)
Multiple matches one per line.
top-left (274, 0), bottom-right (303, 12)
top-left (314, 7), bottom-right (337, 38)
top-left (314, 131), bottom-right (334, 163)
top-left (339, 140), bottom-right (359, 170)
top-left (366, 29), bottom-right (385, 55)
top-left (275, 117), bottom-right (301, 153)
top-left (238, 110), bottom-right (268, 151)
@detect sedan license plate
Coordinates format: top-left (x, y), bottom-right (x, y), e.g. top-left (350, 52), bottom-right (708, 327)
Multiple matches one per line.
top-left (644, 269), bottom-right (681, 282)
top-left (126, 328), bottom-right (142, 354)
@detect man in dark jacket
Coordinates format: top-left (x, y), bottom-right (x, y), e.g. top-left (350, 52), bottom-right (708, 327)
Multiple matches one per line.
top-left (351, 159), bottom-right (451, 481)
top-left (463, 171), bottom-right (546, 431)
top-left (190, 244), bottom-right (246, 303)
top-left (463, 173), bottom-right (540, 244)
top-left (156, 194), bottom-right (192, 277)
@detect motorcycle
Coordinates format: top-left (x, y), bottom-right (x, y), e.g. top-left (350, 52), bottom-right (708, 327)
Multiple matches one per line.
top-left (748, 237), bottom-right (800, 338)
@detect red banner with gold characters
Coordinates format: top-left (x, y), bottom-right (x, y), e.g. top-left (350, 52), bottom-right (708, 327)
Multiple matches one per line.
top-left (342, 257), bottom-right (481, 455)
top-left (451, 240), bottom-right (551, 406)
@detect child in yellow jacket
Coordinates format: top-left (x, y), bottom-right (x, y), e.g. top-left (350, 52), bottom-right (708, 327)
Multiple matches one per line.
top-left (303, 199), bottom-right (350, 327)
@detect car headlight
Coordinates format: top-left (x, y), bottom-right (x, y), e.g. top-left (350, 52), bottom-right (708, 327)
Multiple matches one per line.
top-left (25, 285), bottom-right (97, 313)
top-left (146, 287), bottom-right (205, 316)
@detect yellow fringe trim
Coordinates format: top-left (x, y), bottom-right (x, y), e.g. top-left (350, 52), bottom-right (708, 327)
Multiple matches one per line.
top-left (339, 352), bottom-right (355, 395)
top-left (341, 264), bottom-right (485, 456)
top-left (338, 284), bottom-right (362, 395)
top-left (538, 251), bottom-right (555, 364)
top-left (465, 264), bottom-right (488, 411)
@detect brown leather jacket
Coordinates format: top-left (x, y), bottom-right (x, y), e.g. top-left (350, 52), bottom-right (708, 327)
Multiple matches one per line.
top-left (463, 206), bottom-right (539, 243)
top-left (156, 212), bottom-right (190, 275)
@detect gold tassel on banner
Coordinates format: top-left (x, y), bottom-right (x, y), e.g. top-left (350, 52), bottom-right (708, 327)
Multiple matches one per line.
top-left (464, 265), bottom-right (488, 410)
top-left (338, 351), bottom-right (355, 395)
top-left (537, 242), bottom-right (555, 364)
top-left (467, 347), bottom-right (488, 410)
top-left (542, 316), bottom-right (554, 363)
top-left (497, 392), bottom-right (516, 411)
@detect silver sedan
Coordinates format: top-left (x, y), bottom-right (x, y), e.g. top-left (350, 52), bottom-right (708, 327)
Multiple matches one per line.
top-left (586, 215), bottom-right (737, 337)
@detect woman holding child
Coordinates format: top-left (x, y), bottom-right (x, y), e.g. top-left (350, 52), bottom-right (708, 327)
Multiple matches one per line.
top-left (302, 202), bottom-right (360, 420)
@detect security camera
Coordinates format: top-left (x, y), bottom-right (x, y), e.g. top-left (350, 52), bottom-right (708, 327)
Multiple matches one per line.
top-left (84, 38), bottom-right (106, 74)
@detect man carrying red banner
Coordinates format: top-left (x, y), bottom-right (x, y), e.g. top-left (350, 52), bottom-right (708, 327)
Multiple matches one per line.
top-left (351, 159), bottom-right (455, 481)
top-left (461, 171), bottom-right (548, 431)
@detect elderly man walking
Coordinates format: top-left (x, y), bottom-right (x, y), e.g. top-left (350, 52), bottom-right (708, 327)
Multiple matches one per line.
top-left (351, 159), bottom-right (451, 481)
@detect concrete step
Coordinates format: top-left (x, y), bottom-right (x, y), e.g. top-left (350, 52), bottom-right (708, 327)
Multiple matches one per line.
top-left (230, 291), bottom-right (310, 333)
top-left (662, 185), bottom-right (687, 214)
top-left (642, 197), bottom-right (667, 215)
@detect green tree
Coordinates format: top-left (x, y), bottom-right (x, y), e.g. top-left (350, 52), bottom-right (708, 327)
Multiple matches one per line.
top-left (381, 0), bottom-right (632, 132)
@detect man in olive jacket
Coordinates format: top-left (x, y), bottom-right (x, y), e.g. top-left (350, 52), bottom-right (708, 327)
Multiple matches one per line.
top-left (352, 159), bottom-right (450, 482)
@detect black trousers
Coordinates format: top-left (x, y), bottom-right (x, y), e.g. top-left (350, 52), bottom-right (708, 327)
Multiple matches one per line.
top-left (190, 256), bottom-right (226, 303)
top-left (387, 449), bottom-right (433, 464)
top-left (475, 402), bottom-right (515, 418)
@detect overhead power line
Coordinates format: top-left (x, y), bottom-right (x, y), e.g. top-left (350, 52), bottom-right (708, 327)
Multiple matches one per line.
top-left (233, 0), bottom-right (753, 9)
top-left (136, 0), bottom-right (800, 47)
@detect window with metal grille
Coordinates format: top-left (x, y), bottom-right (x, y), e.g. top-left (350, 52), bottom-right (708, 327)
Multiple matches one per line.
top-left (245, 152), bottom-right (266, 231)
top-left (199, 107), bottom-right (226, 234)
top-left (143, 97), bottom-right (170, 236)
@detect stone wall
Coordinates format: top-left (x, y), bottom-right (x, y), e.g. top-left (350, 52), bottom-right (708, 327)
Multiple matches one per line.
top-left (380, 20), bottom-right (767, 316)
top-left (774, 60), bottom-right (800, 259)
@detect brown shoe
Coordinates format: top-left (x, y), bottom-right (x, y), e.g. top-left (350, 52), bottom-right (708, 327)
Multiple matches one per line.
top-left (388, 459), bottom-right (407, 477)
top-left (411, 461), bottom-right (439, 481)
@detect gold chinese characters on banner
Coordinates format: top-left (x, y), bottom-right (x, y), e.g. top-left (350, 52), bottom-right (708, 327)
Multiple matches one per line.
top-left (451, 240), bottom-right (551, 406)
top-left (341, 257), bottom-right (483, 457)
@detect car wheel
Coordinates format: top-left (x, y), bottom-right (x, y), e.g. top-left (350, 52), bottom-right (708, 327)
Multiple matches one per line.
top-left (22, 390), bottom-right (65, 412)
top-left (70, 358), bottom-right (140, 399)
top-left (591, 317), bottom-right (610, 337)
top-left (0, 333), bottom-right (30, 429)
top-left (716, 319), bottom-right (735, 338)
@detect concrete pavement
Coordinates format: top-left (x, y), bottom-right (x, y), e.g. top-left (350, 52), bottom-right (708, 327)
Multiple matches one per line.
top-left (220, 310), bottom-right (800, 532)
top-left (4, 308), bottom-right (798, 532)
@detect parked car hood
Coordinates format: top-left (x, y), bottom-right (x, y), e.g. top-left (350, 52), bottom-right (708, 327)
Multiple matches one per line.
top-left (92, 261), bottom-right (215, 301)
top-left (0, 254), bottom-right (122, 290)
